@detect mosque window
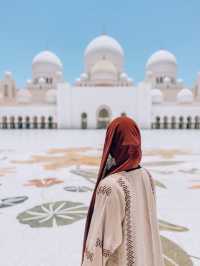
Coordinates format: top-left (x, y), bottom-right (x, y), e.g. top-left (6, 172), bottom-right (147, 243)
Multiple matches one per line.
top-left (160, 77), bottom-right (163, 83)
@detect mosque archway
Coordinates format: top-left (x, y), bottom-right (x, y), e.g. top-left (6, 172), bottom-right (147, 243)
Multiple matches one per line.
top-left (9, 116), bottom-right (15, 129)
top-left (194, 116), bottom-right (200, 129)
top-left (25, 116), bottom-right (30, 129)
top-left (178, 116), bottom-right (184, 129)
top-left (163, 116), bottom-right (168, 129)
top-left (96, 106), bottom-right (111, 129)
top-left (17, 116), bottom-right (23, 129)
top-left (41, 116), bottom-right (46, 129)
top-left (81, 112), bottom-right (87, 129)
top-left (33, 116), bottom-right (38, 129)
top-left (155, 116), bottom-right (161, 129)
top-left (186, 116), bottom-right (192, 129)
top-left (48, 116), bottom-right (53, 129)
top-left (2, 116), bottom-right (8, 129)
top-left (171, 116), bottom-right (176, 129)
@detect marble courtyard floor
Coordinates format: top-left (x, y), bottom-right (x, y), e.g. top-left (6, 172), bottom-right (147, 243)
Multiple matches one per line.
top-left (0, 129), bottom-right (199, 266)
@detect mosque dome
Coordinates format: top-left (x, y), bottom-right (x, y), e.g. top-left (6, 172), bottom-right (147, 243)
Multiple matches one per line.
top-left (4, 71), bottom-right (12, 79)
top-left (177, 88), bottom-right (193, 104)
top-left (32, 51), bottom-right (62, 68)
top-left (120, 72), bottom-right (128, 80)
top-left (45, 89), bottom-right (57, 104)
top-left (151, 88), bottom-right (163, 104)
top-left (17, 89), bottom-right (32, 104)
top-left (32, 50), bottom-right (63, 83)
top-left (146, 49), bottom-right (177, 80)
top-left (80, 73), bottom-right (88, 81)
top-left (84, 34), bottom-right (124, 73)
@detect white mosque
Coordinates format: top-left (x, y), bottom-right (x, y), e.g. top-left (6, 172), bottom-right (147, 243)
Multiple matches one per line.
top-left (0, 34), bottom-right (200, 130)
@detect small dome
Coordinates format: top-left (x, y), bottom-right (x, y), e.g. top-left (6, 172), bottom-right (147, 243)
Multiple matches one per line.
top-left (177, 88), bottom-right (193, 104)
top-left (80, 73), bottom-right (88, 81)
top-left (120, 72), bottom-right (128, 80)
top-left (151, 88), bottom-right (163, 104)
top-left (146, 50), bottom-right (177, 80)
top-left (26, 79), bottom-right (32, 84)
top-left (46, 89), bottom-right (57, 104)
top-left (91, 60), bottom-right (117, 74)
top-left (84, 34), bottom-right (124, 73)
top-left (32, 50), bottom-right (62, 68)
top-left (17, 89), bottom-right (32, 104)
top-left (146, 49), bottom-right (177, 68)
top-left (4, 71), bottom-right (12, 79)
top-left (32, 50), bottom-right (63, 83)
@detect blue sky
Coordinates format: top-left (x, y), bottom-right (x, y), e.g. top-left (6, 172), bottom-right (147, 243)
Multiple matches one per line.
top-left (0, 0), bottom-right (200, 87)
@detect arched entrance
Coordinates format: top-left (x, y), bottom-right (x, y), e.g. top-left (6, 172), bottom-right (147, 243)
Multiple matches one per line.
top-left (178, 116), bottom-right (184, 129)
top-left (33, 116), bottom-right (38, 129)
top-left (171, 116), bottom-right (176, 129)
top-left (186, 116), bottom-right (192, 129)
top-left (17, 116), bottom-right (23, 129)
top-left (10, 116), bottom-right (15, 129)
top-left (163, 116), bottom-right (168, 129)
top-left (25, 116), bottom-right (30, 129)
top-left (2, 116), bottom-right (8, 129)
top-left (41, 116), bottom-right (46, 129)
top-left (48, 116), bottom-right (53, 129)
top-left (194, 116), bottom-right (200, 129)
top-left (81, 112), bottom-right (87, 129)
top-left (97, 107), bottom-right (111, 129)
top-left (155, 116), bottom-right (160, 129)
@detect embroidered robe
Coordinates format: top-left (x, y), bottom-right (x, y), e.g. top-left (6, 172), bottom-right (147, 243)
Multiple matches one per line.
top-left (82, 167), bottom-right (165, 266)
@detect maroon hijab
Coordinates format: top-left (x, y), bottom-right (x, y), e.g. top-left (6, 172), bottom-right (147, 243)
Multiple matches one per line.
top-left (81, 116), bottom-right (142, 263)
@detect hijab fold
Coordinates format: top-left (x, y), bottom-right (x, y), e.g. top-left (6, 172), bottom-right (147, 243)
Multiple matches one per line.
top-left (81, 116), bottom-right (142, 263)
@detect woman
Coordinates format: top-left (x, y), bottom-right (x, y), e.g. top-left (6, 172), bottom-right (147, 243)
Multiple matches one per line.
top-left (81, 116), bottom-right (164, 266)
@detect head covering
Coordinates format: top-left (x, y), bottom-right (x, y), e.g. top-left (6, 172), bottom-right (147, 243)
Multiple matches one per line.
top-left (81, 116), bottom-right (142, 263)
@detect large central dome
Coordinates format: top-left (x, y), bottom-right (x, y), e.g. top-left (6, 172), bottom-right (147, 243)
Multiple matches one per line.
top-left (84, 34), bottom-right (124, 73)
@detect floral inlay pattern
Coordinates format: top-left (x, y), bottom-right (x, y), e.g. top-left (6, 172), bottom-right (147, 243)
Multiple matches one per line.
top-left (17, 201), bottom-right (88, 228)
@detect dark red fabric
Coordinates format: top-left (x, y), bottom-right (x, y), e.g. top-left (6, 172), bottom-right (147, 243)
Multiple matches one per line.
top-left (81, 116), bottom-right (142, 263)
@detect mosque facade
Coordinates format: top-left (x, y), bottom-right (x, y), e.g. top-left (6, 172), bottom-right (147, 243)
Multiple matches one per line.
top-left (0, 34), bottom-right (200, 130)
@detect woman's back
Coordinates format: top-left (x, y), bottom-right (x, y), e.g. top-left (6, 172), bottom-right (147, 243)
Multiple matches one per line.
top-left (82, 166), bottom-right (164, 266)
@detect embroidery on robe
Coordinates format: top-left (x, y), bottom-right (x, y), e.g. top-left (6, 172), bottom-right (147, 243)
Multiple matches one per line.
top-left (96, 184), bottom-right (112, 196)
top-left (117, 176), bottom-right (136, 266)
top-left (96, 237), bottom-right (112, 258)
top-left (85, 247), bottom-right (94, 262)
